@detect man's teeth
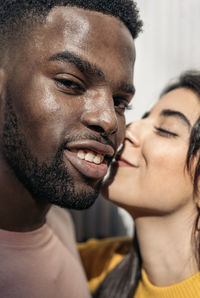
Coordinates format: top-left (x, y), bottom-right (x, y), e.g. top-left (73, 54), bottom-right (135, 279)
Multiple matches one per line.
top-left (77, 150), bottom-right (85, 160)
top-left (75, 149), bottom-right (104, 164)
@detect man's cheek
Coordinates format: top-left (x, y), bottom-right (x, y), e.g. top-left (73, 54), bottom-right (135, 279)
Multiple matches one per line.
top-left (117, 118), bottom-right (126, 146)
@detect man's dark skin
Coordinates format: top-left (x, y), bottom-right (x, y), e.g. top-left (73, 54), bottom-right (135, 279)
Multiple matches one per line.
top-left (0, 6), bottom-right (135, 232)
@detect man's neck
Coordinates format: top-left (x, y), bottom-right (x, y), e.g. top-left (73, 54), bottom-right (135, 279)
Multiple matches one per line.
top-left (134, 205), bottom-right (199, 287)
top-left (0, 159), bottom-right (50, 232)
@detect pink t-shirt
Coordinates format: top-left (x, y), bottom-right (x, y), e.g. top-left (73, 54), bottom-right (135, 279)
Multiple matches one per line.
top-left (0, 224), bottom-right (91, 298)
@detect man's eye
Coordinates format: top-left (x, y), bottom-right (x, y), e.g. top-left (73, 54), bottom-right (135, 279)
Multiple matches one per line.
top-left (113, 96), bottom-right (132, 112)
top-left (155, 127), bottom-right (178, 137)
top-left (54, 78), bottom-right (85, 93)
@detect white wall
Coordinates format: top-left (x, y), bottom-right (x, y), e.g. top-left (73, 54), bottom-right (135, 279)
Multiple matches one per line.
top-left (125, 0), bottom-right (200, 123)
top-left (121, 0), bottom-right (200, 235)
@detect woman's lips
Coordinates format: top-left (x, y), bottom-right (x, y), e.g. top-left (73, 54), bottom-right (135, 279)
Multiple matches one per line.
top-left (117, 157), bottom-right (138, 168)
top-left (117, 159), bottom-right (132, 167)
top-left (63, 149), bottom-right (108, 179)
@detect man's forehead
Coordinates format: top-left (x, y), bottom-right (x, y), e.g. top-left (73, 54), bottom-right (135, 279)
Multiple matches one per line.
top-left (39, 6), bottom-right (134, 45)
top-left (9, 5), bottom-right (135, 94)
top-left (45, 6), bottom-right (129, 30)
top-left (29, 6), bottom-right (135, 67)
top-left (44, 6), bottom-right (91, 37)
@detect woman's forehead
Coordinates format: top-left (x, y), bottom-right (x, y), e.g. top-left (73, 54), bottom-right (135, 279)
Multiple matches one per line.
top-left (150, 88), bottom-right (200, 125)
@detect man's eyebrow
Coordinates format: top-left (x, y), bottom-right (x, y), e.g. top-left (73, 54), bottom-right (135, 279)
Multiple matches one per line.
top-left (160, 109), bottom-right (191, 129)
top-left (48, 50), bottom-right (105, 79)
top-left (117, 82), bottom-right (135, 95)
top-left (49, 50), bottom-right (135, 95)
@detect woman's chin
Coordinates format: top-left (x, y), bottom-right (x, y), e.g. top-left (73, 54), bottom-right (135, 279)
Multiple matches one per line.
top-left (100, 162), bottom-right (119, 199)
top-left (100, 182), bottom-right (127, 207)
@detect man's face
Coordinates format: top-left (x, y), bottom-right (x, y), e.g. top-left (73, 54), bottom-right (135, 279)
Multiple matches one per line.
top-left (1, 7), bottom-right (135, 209)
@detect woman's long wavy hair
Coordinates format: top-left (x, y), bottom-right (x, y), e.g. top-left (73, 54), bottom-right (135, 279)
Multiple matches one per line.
top-left (93, 70), bottom-right (200, 298)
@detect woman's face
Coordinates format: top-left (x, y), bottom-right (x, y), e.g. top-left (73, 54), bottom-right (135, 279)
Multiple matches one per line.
top-left (106, 88), bottom-right (200, 217)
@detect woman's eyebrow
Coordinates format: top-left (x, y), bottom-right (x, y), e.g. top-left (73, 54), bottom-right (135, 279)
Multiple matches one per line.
top-left (160, 109), bottom-right (191, 129)
top-left (141, 111), bottom-right (150, 119)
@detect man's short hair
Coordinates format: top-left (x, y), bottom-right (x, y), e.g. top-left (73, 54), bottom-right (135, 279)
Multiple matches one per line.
top-left (0, 0), bottom-right (142, 61)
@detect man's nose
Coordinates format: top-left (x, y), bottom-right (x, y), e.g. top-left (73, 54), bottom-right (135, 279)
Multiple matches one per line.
top-left (81, 96), bottom-right (118, 136)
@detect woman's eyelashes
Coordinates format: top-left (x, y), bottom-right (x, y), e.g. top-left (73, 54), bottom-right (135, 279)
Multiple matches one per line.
top-left (154, 126), bottom-right (178, 137)
top-left (54, 78), bottom-right (86, 95)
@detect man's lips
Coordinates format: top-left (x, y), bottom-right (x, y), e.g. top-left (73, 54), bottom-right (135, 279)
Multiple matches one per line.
top-left (66, 140), bottom-right (115, 158)
top-left (63, 140), bottom-right (115, 180)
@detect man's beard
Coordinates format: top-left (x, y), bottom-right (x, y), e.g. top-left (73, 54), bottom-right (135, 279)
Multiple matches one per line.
top-left (1, 94), bottom-right (100, 209)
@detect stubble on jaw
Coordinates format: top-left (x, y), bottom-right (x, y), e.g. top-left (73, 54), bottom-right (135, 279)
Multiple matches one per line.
top-left (1, 91), bottom-right (100, 210)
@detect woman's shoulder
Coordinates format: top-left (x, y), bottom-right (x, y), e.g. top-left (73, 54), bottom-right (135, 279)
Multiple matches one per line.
top-left (78, 237), bottom-right (132, 292)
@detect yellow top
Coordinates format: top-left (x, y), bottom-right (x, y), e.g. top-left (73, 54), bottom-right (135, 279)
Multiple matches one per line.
top-left (78, 237), bottom-right (200, 298)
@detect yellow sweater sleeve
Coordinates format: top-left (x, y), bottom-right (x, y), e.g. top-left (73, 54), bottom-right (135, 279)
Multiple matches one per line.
top-left (78, 237), bottom-right (132, 293)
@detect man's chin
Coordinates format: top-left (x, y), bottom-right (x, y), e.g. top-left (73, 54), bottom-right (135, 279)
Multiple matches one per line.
top-left (47, 187), bottom-right (100, 210)
top-left (38, 177), bottom-right (102, 210)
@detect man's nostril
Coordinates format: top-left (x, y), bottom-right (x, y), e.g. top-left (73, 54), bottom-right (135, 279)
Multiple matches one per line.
top-left (89, 125), bottom-right (105, 134)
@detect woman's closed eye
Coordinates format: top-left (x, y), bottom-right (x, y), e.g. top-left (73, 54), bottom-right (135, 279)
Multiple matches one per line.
top-left (154, 126), bottom-right (178, 137)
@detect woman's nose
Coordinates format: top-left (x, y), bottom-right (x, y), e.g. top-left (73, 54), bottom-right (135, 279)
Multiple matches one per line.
top-left (125, 121), bottom-right (141, 147)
